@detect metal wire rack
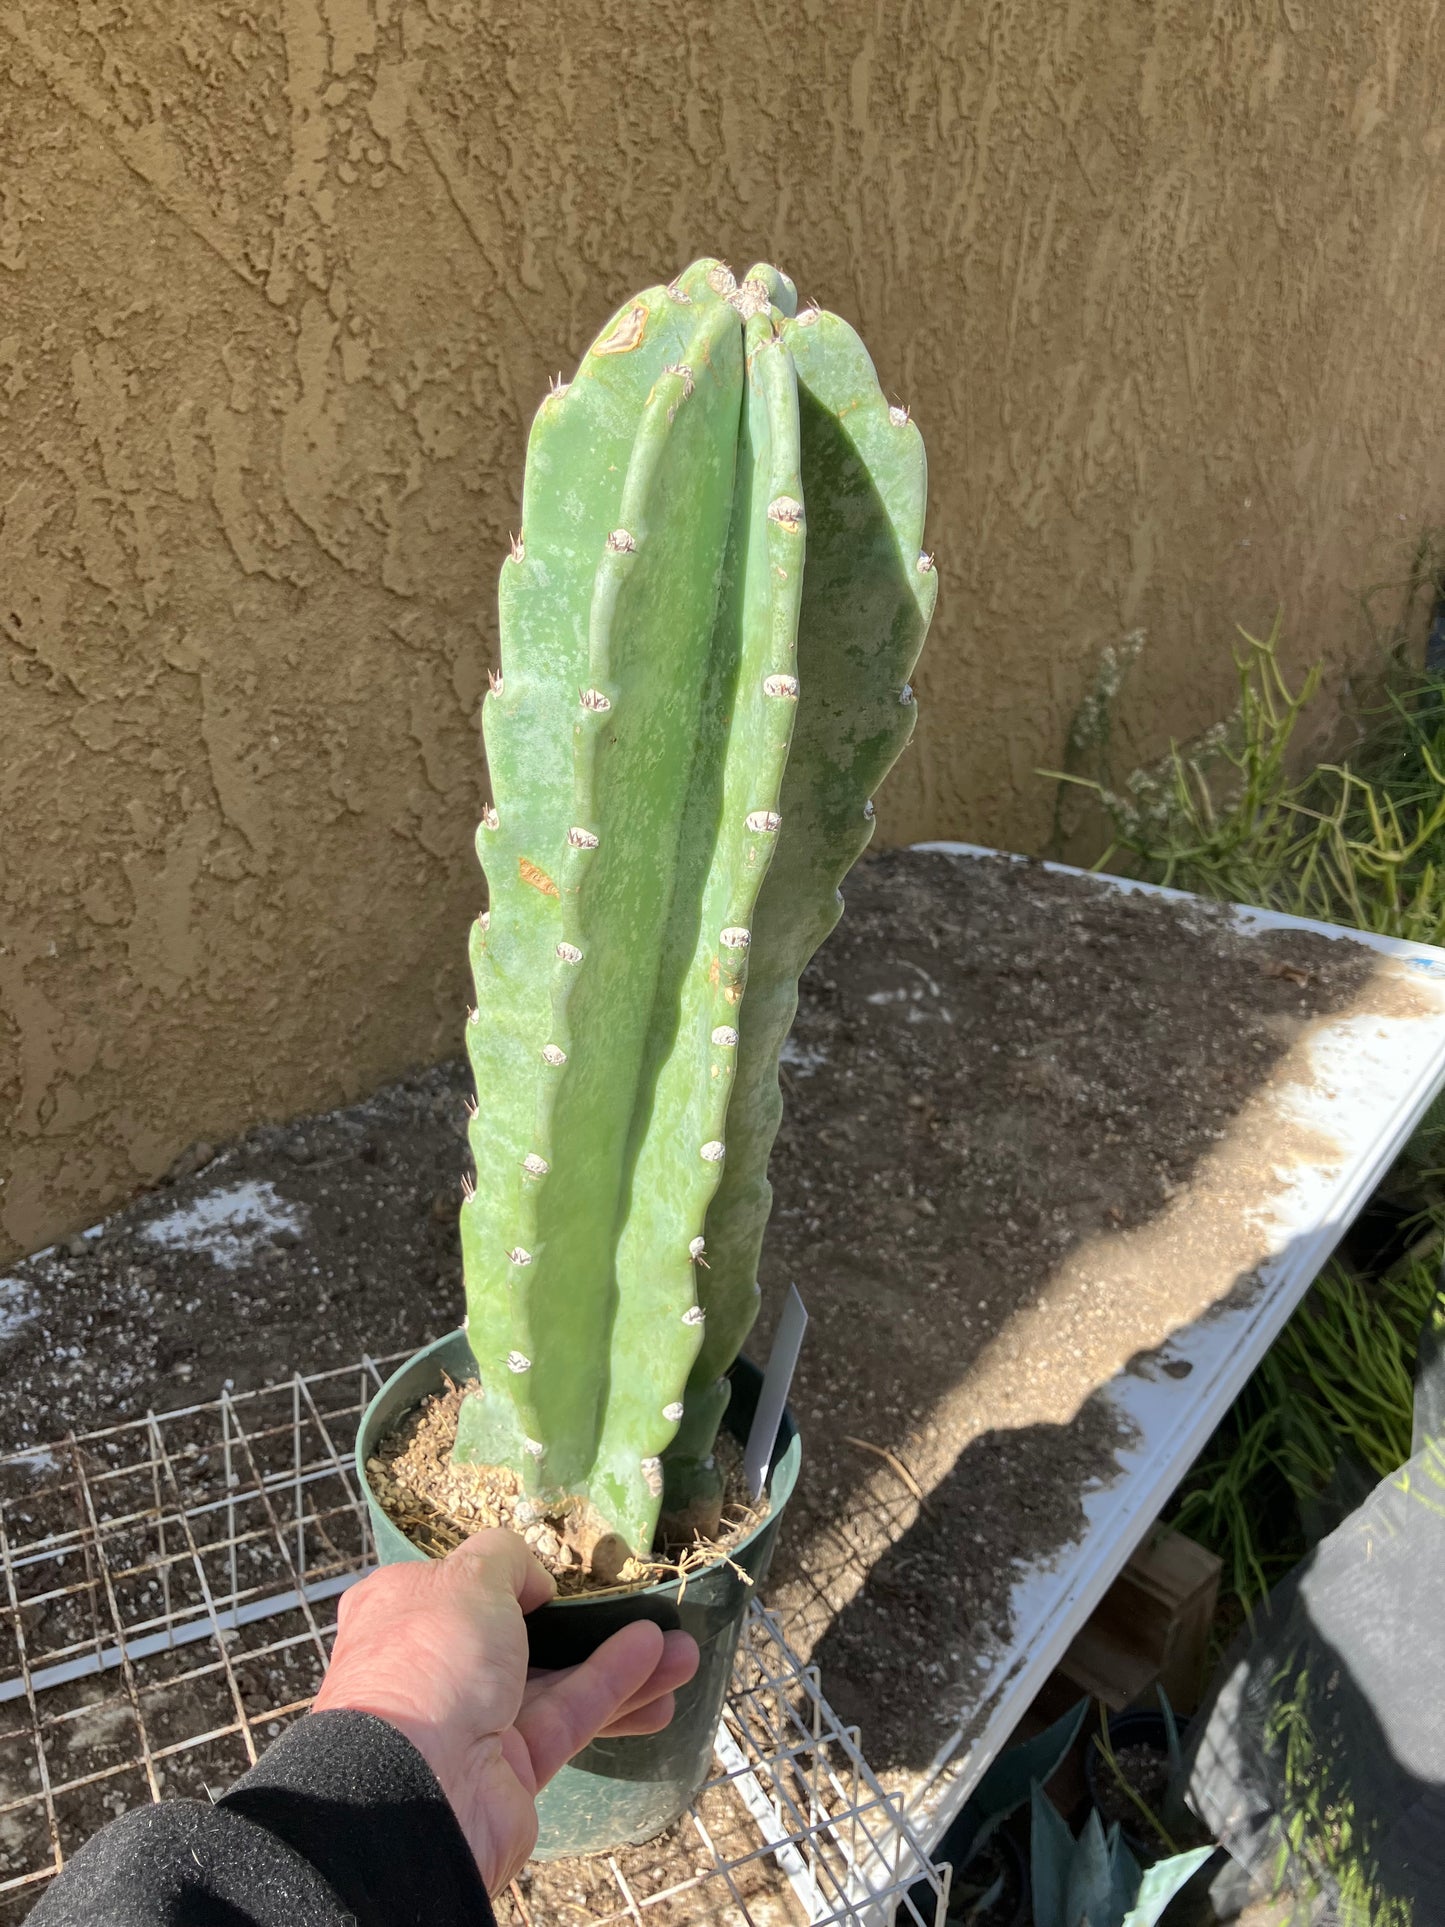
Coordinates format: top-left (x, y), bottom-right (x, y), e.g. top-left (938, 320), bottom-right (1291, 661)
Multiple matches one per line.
top-left (0, 1355), bottom-right (946, 1926)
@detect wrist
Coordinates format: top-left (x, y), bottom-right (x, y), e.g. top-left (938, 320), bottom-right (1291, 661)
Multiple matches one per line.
top-left (313, 1671), bottom-right (452, 1779)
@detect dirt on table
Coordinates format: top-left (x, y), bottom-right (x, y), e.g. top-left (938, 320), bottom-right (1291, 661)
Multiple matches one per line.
top-left (0, 849), bottom-right (1402, 1815)
top-left (753, 851), bottom-right (1389, 1779)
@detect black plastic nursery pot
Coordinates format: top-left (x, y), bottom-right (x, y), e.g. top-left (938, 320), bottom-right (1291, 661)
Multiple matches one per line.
top-left (355, 1329), bottom-right (800, 1860)
top-left (910, 1824), bottom-right (1029, 1927)
top-left (1083, 1708), bottom-right (1183, 1862)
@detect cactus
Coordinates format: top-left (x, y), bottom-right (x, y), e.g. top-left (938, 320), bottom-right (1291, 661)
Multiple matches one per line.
top-left (456, 260), bottom-right (935, 1563)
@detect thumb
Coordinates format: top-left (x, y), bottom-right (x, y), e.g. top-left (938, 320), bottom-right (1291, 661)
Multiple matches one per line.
top-left (445, 1527), bottom-right (556, 1616)
top-left (516, 1621), bottom-right (668, 1788)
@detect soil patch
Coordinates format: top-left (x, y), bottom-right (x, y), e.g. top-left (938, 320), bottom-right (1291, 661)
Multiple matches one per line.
top-left (0, 849), bottom-right (1401, 1810)
top-left (0, 1071), bottom-right (472, 1450)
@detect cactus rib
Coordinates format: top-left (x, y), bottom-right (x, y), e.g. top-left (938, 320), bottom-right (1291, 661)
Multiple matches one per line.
top-left (680, 308), bottom-right (937, 1406)
top-left (593, 308), bottom-right (805, 1546)
top-left (458, 286), bottom-right (744, 1521)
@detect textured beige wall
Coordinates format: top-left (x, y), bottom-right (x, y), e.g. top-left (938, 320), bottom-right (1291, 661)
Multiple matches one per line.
top-left (3, 1), bottom-right (1445, 1260)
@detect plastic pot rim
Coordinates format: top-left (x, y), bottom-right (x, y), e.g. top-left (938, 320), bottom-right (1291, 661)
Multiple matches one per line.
top-left (354, 1327), bottom-right (800, 1598)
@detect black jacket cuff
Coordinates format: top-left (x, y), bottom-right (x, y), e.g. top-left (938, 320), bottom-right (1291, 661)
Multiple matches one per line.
top-left (221, 1709), bottom-right (495, 1927)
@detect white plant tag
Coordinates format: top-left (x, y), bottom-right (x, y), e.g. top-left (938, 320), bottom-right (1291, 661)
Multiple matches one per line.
top-left (743, 1284), bottom-right (807, 1499)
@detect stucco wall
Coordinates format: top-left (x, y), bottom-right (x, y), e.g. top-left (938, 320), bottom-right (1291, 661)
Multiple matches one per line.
top-left (4, 1), bottom-right (1445, 1260)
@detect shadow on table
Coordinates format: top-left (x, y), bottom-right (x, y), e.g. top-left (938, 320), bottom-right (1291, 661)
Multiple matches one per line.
top-left (798, 1367), bottom-right (1149, 1774)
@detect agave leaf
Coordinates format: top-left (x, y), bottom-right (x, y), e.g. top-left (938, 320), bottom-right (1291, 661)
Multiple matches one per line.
top-left (1065, 1810), bottom-right (1119, 1927)
top-left (954, 1700), bottom-right (1089, 1866)
top-left (1122, 1849), bottom-right (1215, 1927)
top-left (1106, 1826), bottom-right (1143, 1927)
top-left (1031, 1782), bottom-right (1080, 1927)
top-left (1157, 1685), bottom-right (1185, 1783)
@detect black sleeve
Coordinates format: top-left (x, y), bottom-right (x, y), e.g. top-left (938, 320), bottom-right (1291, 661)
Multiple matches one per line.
top-left (28, 1710), bottom-right (497, 1927)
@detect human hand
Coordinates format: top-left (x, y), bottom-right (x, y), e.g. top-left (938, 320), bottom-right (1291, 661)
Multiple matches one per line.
top-left (312, 1528), bottom-right (699, 1893)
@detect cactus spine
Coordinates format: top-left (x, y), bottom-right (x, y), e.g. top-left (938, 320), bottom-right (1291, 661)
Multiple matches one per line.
top-left (457, 261), bottom-right (935, 1561)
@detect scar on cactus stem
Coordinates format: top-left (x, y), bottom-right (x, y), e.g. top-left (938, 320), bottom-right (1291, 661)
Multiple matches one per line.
top-left (453, 258), bottom-right (935, 1573)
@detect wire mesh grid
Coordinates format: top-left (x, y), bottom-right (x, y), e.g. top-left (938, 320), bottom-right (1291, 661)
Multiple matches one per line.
top-left (0, 1355), bottom-right (946, 1926)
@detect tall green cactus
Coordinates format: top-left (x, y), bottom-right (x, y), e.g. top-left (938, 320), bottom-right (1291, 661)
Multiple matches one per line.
top-left (456, 260), bottom-right (935, 1563)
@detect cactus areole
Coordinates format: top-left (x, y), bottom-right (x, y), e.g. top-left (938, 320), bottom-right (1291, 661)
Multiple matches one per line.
top-left (456, 258), bottom-right (936, 1564)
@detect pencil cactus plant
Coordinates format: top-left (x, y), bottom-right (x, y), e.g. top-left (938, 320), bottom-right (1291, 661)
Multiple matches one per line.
top-left (456, 258), bottom-right (935, 1566)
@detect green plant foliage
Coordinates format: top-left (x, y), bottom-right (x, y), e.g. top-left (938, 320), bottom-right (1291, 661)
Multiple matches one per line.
top-left (953, 1700), bottom-right (1090, 1869)
top-left (456, 261), bottom-right (935, 1557)
top-left (1172, 1256), bottom-right (1445, 1624)
top-left (934, 1703), bottom-right (1088, 1926)
top-left (1263, 1660), bottom-right (1412, 1927)
top-left (1029, 1785), bottom-right (1213, 1927)
top-left (1049, 620), bottom-right (1445, 942)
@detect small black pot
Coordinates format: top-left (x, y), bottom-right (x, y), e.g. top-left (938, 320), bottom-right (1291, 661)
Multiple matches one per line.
top-left (356, 1329), bottom-right (800, 1860)
top-left (1339, 1195), bottom-right (1421, 1275)
top-left (911, 1824), bottom-right (1029, 1927)
top-left (1084, 1709), bottom-right (1179, 1862)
